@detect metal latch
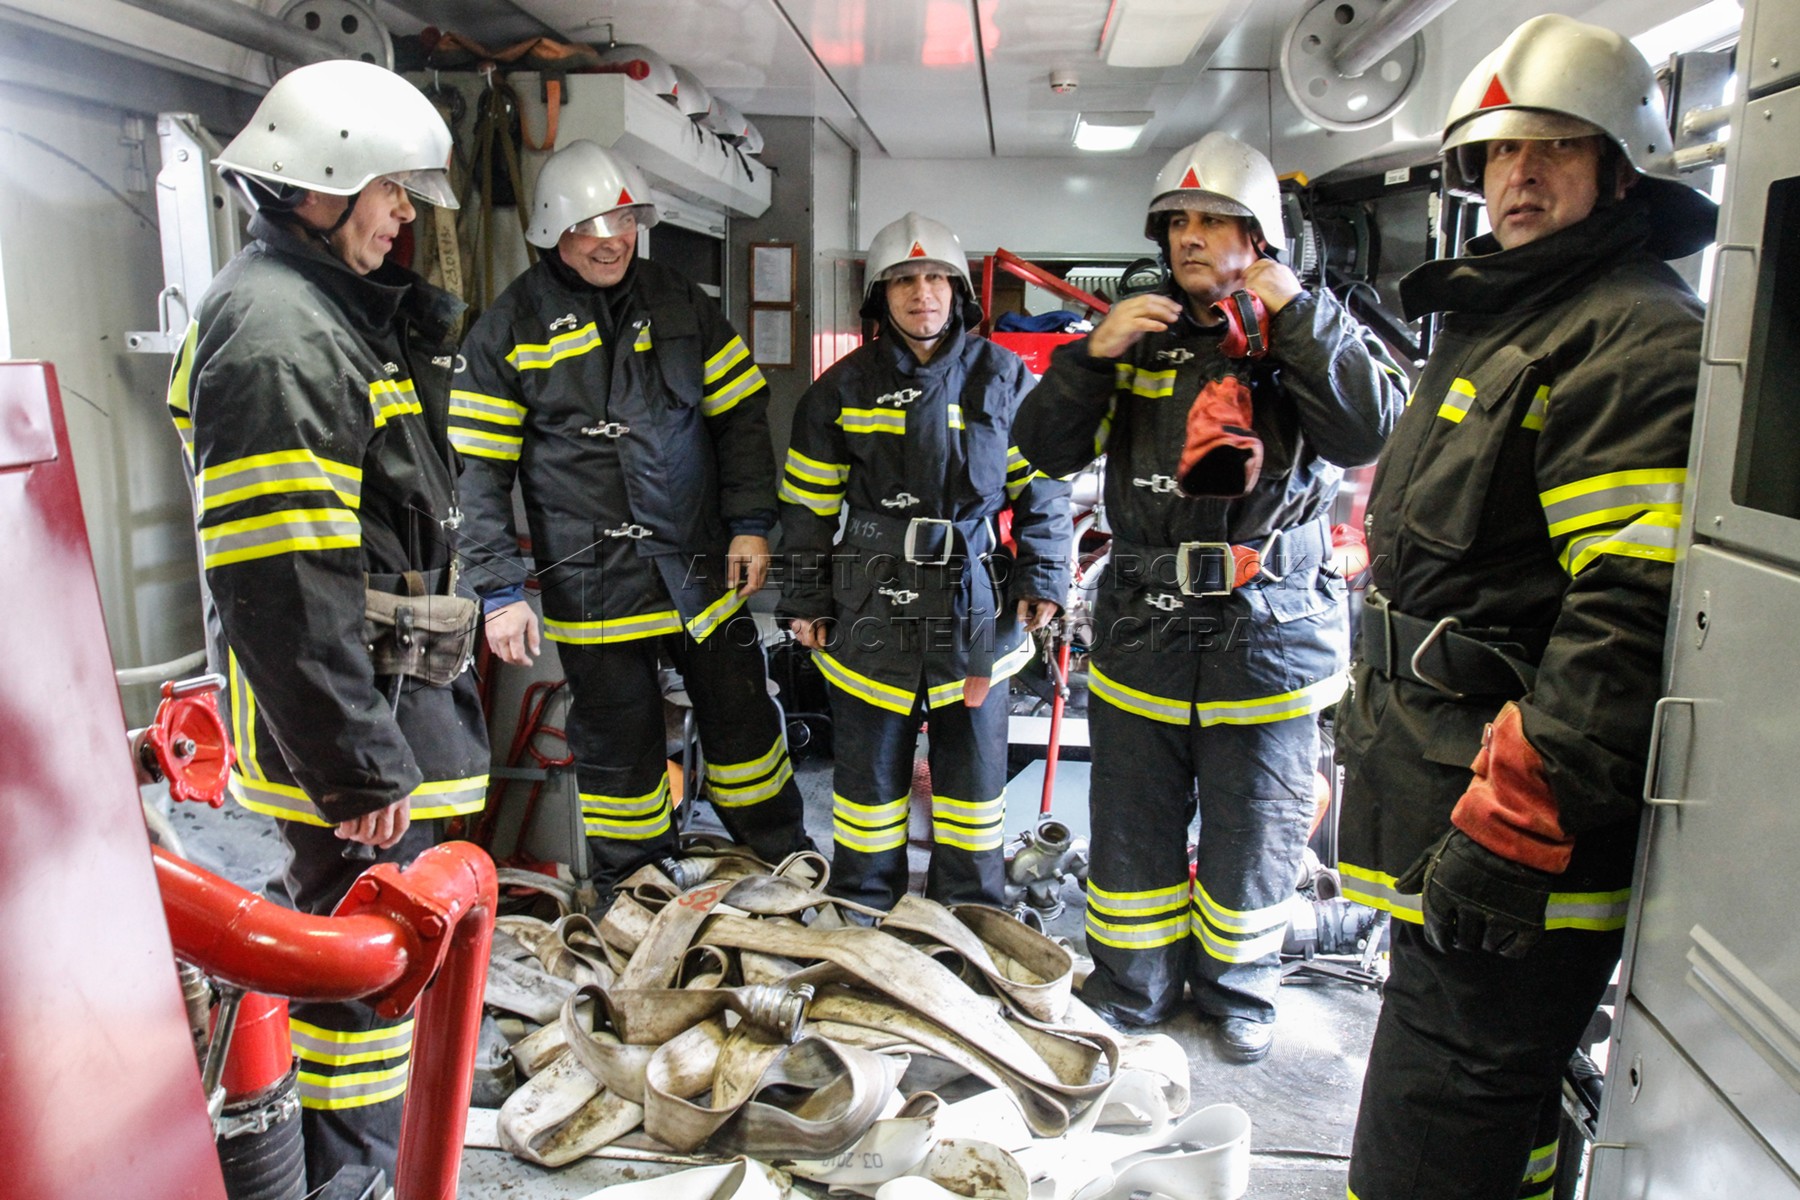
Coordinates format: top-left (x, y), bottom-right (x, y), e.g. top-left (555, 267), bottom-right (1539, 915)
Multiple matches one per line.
top-left (1133, 474), bottom-right (1179, 494)
top-left (604, 523), bottom-right (653, 539)
top-left (582, 421), bottom-right (632, 438)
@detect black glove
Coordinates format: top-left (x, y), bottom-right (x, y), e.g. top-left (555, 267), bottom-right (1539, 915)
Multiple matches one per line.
top-left (1394, 829), bottom-right (1555, 959)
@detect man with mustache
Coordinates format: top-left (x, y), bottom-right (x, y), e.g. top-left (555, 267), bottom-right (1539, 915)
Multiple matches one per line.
top-left (453, 140), bottom-right (810, 895)
top-left (1334, 16), bottom-right (1718, 1198)
top-left (1015, 133), bottom-right (1405, 1061)
top-left (168, 60), bottom-right (490, 1190)
top-left (778, 212), bottom-right (1070, 911)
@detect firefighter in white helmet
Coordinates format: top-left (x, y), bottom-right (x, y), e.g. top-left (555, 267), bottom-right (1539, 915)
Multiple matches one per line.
top-left (1335, 15), bottom-right (1717, 1197)
top-left (170, 59), bottom-right (488, 1191)
top-left (777, 212), bottom-right (1071, 910)
top-left (1014, 133), bottom-right (1405, 1061)
top-left (452, 140), bottom-right (811, 893)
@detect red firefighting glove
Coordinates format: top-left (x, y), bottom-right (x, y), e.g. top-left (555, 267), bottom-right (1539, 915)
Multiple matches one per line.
top-left (1176, 374), bottom-right (1262, 498)
top-left (1394, 827), bottom-right (1555, 958)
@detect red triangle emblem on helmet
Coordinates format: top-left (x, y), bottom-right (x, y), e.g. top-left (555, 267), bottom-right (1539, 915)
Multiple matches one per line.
top-left (617, 187), bottom-right (635, 206)
top-left (908, 241), bottom-right (926, 258)
top-left (1480, 74), bottom-right (1511, 109)
top-left (1179, 167), bottom-right (1201, 189)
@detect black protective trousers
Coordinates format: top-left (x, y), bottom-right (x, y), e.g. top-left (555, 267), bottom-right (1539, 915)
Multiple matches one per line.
top-left (1348, 920), bottom-right (1625, 1200)
top-left (275, 817), bottom-right (445, 1193)
top-left (825, 684), bottom-right (1009, 912)
top-left (559, 614), bottom-right (812, 892)
top-left (1079, 701), bottom-right (1318, 1027)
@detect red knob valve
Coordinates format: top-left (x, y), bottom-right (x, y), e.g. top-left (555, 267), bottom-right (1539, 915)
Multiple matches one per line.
top-left (146, 673), bottom-right (235, 807)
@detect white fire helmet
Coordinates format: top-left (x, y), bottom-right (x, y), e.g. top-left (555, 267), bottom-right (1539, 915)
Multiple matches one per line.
top-left (525, 140), bottom-right (659, 250)
top-left (670, 66), bottom-right (712, 122)
top-left (860, 212), bottom-right (979, 322)
top-left (1442, 14), bottom-right (1675, 188)
top-left (1145, 132), bottom-right (1285, 258)
top-left (214, 59), bottom-right (456, 210)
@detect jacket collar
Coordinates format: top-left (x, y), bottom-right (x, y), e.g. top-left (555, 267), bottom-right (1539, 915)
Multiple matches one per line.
top-left (878, 310), bottom-right (971, 378)
top-left (1399, 198), bottom-right (1657, 321)
top-left (249, 213), bottom-right (463, 344)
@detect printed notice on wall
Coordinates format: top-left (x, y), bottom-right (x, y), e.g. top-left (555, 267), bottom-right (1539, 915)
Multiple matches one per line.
top-left (751, 244), bottom-right (794, 305)
top-left (751, 307), bottom-right (793, 367)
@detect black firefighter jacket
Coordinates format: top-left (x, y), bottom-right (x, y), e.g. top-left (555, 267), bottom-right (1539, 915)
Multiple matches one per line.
top-left (451, 255), bottom-right (776, 645)
top-left (1336, 200), bottom-right (1704, 924)
top-left (776, 328), bottom-right (1072, 713)
top-left (1015, 286), bottom-right (1405, 729)
top-left (167, 214), bottom-right (490, 826)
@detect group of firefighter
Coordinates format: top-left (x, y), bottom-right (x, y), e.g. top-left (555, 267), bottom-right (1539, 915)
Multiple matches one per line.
top-left (167, 13), bottom-right (1714, 1199)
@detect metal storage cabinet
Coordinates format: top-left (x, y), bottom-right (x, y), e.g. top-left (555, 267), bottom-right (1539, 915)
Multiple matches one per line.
top-left (1591, 0), bottom-right (1800, 1192)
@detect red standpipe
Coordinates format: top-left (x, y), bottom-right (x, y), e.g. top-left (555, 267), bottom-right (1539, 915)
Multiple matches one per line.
top-left (157, 842), bottom-right (497, 1200)
top-left (1040, 639), bottom-right (1074, 816)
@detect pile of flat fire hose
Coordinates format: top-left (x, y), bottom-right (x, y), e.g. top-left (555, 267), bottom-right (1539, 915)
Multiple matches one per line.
top-left (471, 844), bottom-right (1251, 1199)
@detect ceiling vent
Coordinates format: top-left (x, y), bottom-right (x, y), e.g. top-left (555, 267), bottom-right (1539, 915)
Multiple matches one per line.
top-left (1100, 0), bottom-right (1230, 68)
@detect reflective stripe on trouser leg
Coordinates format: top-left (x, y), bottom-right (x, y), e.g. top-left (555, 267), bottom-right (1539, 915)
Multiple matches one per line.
top-left (1187, 713), bottom-right (1319, 1023)
top-left (271, 817), bottom-right (443, 1190)
top-left (921, 681), bottom-right (1010, 907)
top-left (1348, 920), bottom-right (1625, 1200)
top-left (826, 687), bottom-right (924, 911)
top-left (1079, 698), bottom-right (1195, 1026)
top-left (671, 614), bottom-right (811, 864)
top-left (559, 639), bottom-right (678, 893)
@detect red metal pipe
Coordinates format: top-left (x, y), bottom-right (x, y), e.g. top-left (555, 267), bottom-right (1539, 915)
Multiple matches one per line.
top-left (156, 848), bottom-right (409, 999)
top-left (156, 843), bottom-right (496, 1200)
top-left (1040, 639), bottom-right (1074, 816)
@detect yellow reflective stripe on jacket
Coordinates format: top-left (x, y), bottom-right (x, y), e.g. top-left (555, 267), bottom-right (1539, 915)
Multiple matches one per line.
top-left (1191, 884), bottom-right (1289, 964)
top-left (1546, 888), bottom-right (1631, 931)
top-left (686, 589), bottom-right (747, 642)
top-left (507, 322), bottom-right (602, 370)
top-left (369, 378), bottom-right (422, 427)
top-left (580, 776), bottom-right (672, 839)
top-left (833, 792), bottom-right (909, 853)
top-left (779, 478), bottom-right (844, 516)
top-left (449, 389), bottom-right (527, 427)
top-left (1094, 406), bottom-right (1115, 457)
top-left (1338, 862), bottom-right (1424, 924)
top-left (704, 336), bottom-right (750, 383)
top-left (297, 1060), bottom-right (410, 1110)
top-left (543, 611), bottom-right (684, 645)
top-left (290, 1017), bottom-right (414, 1067)
top-left (1560, 512), bottom-right (1681, 576)
top-left (633, 324), bottom-right (653, 352)
top-left (923, 639), bottom-right (1037, 709)
top-left (783, 447), bottom-right (850, 487)
top-left (202, 507), bottom-right (360, 568)
top-left (167, 320), bottom-right (199, 463)
top-left (1522, 383), bottom-right (1550, 431)
top-left (702, 361), bottom-right (766, 418)
top-left (840, 407), bottom-right (907, 435)
top-left (1088, 665), bottom-right (1190, 724)
top-left (931, 794), bottom-right (1004, 852)
top-left (1085, 908), bottom-right (1189, 950)
top-left (227, 649), bottom-right (263, 782)
top-left (1524, 1139), bottom-right (1558, 1186)
top-left (926, 678), bottom-right (967, 708)
top-left (1436, 377), bottom-right (1476, 423)
top-left (1004, 445), bottom-right (1046, 499)
top-left (815, 650), bottom-right (917, 714)
top-left (1087, 880), bottom-right (1187, 918)
top-left (229, 772), bottom-right (486, 825)
top-left (197, 449), bottom-right (363, 513)
top-left (1539, 467), bottom-right (1686, 538)
top-left (1194, 673), bottom-right (1347, 727)
top-left (450, 426), bottom-right (524, 462)
top-left (1116, 364), bottom-right (1176, 399)
top-left (947, 403), bottom-right (965, 430)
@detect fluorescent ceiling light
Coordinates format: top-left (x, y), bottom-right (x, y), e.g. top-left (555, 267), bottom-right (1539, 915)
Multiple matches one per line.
top-left (1101, 0), bottom-right (1228, 69)
top-left (1631, 0), bottom-right (1742, 64)
top-left (1075, 112), bottom-right (1152, 152)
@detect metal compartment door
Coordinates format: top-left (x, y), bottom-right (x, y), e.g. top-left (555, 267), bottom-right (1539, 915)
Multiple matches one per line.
top-left (1609, 544), bottom-right (1800, 1171)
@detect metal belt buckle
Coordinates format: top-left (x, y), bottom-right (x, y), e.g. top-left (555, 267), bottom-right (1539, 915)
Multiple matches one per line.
top-left (1409, 615), bottom-right (1468, 700)
top-left (1175, 542), bottom-right (1232, 596)
top-left (904, 517), bottom-right (955, 566)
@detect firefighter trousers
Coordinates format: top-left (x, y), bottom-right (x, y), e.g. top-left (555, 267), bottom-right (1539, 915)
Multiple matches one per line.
top-left (559, 615), bottom-right (811, 893)
top-left (274, 817), bottom-right (445, 1193)
top-left (825, 683), bottom-right (1009, 912)
top-left (1348, 920), bottom-right (1625, 1200)
top-left (1079, 699), bottom-right (1318, 1027)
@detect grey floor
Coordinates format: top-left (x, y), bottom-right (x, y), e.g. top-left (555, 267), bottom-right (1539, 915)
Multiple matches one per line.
top-left (168, 752), bottom-right (1381, 1199)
